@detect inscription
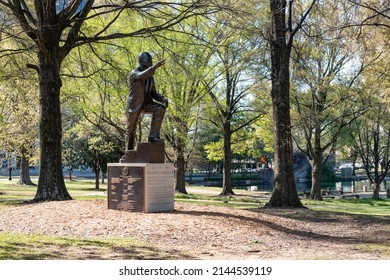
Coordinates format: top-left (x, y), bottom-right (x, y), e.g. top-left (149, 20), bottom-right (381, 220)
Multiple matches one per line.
top-left (108, 166), bottom-right (144, 212)
top-left (117, 200), bottom-right (135, 210)
top-left (128, 178), bottom-right (142, 184)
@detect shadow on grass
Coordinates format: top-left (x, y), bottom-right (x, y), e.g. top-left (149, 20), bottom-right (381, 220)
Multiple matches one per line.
top-left (77, 188), bottom-right (107, 192)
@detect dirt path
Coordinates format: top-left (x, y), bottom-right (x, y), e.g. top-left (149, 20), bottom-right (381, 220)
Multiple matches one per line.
top-left (0, 200), bottom-right (389, 259)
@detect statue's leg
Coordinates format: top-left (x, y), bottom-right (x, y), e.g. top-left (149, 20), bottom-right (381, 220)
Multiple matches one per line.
top-left (143, 102), bottom-right (165, 141)
top-left (126, 111), bottom-right (141, 150)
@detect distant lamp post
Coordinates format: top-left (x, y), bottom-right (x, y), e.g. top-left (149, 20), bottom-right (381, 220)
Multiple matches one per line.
top-left (6, 153), bottom-right (13, 180)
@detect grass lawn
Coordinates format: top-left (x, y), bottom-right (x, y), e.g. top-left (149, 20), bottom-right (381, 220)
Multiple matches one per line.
top-left (0, 178), bottom-right (107, 208)
top-left (303, 198), bottom-right (390, 216)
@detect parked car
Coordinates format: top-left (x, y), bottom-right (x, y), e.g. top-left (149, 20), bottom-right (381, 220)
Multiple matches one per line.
top-left (338, 163), bottom-right (353, 169)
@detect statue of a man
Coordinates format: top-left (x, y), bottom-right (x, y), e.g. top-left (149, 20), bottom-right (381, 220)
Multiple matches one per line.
top-left (125, 52), bottom-right (168, 150)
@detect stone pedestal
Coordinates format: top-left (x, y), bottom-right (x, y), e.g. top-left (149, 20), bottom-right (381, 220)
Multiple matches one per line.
top-left (107, 163), bottom-right (174, 213)
top-left (120, 142), bottom-right (165, 163)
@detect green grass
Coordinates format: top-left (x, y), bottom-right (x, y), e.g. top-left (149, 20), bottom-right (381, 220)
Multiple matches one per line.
top-left (0, 179), bottom-right (107, 205)
top-left (356, 242), bottom-right (390, 256)
top-left (0, 180), bottom-right (37, 209)
top-left (0, 232), bottom-right (185, 260)
top-left (302, 198), bottom-right (390, 216)
top-left (175, 192), bottom-right (264, 209)
top-left (182, 186), bottom-right (390, 214)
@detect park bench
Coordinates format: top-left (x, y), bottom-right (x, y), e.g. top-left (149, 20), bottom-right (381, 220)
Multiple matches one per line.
top-left (322, 189), bottom-right (343, 196)
top-left (337, 194), bottom-right (360, 199)
top-left (303, 191), bottom-right (340, 198)
top-left (303, 190), bottom-right (359, 199)
top-left (322, 189), bottom-right (359, 199)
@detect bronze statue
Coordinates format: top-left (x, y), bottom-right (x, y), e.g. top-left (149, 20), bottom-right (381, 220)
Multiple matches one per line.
top-left (125, 52), bottom-right (168, 150)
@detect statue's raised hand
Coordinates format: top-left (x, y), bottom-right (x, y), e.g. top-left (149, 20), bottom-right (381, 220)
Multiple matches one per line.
top-left (153, 59), bottom-right (166, 70)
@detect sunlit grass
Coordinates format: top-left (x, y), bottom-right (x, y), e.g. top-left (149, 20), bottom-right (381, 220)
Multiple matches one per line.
top-left (303, 198), bottom-right (390, 216)
top-left (357, 242), bottom-right (390, 257)
top-left (0, 179), bottom-right (107, 203)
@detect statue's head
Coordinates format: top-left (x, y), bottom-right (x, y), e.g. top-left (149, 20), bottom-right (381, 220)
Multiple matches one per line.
top-left (138, 52), bottom-right (153, 69)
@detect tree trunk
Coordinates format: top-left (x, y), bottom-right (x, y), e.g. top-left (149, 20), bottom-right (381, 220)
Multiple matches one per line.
top-left (371, 162), bottom-right (383, 200)
top-left (265, 0), bottom-right (303, 208)
top-left (352, 158), bottom-right (357, 176)
top-left (310, 126), bottom-right (323, 200)
top-left (310, 158), bottom-right (323, 200)
top-left (173, 121), bottom-right (188, 194)
top-left (17, 153), bottom-right (34, 185)
top-left (175, 151), bottom-right (188, 194)
top-left (95, 167), bottom-right (100, 190)
top-left (33, 48), bottom-right (72, 201)
top-left (220, 125), bottom-right (234, 196)
top-left (372, 182), bottom-right (381, 200)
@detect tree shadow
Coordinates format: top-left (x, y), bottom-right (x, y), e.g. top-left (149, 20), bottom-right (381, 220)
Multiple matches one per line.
top-left (171, 206), bottom-right (390, 247)
top-left (78, 188), bottom-right (107, 192)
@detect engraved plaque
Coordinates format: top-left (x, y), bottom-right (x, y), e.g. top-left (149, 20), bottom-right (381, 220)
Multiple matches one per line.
top-left (108, 165), bottom-right (144, 212)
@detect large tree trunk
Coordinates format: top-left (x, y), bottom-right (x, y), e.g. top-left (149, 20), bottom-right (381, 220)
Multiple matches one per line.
top-left (265, 0), bottom-right (303, 208)
top-left (17, 153), bottom-right (34, 185)
top-left (33, 47), bottom-right (72, 201)
top-left (220, 125), bottom-right (234, 196)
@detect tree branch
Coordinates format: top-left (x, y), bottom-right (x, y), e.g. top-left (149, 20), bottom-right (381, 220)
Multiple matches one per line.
top-left (26, 63), bottom-right (39, 73)
top-left (288, 0), bottom-right (317, 47)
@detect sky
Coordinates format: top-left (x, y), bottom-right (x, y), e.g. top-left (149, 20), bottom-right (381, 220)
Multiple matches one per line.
top-left (56, 0), bottom-right (87, 14)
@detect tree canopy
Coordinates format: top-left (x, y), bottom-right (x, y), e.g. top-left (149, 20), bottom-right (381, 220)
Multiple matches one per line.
top-left (0, 0), bottom-right (388, 204)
